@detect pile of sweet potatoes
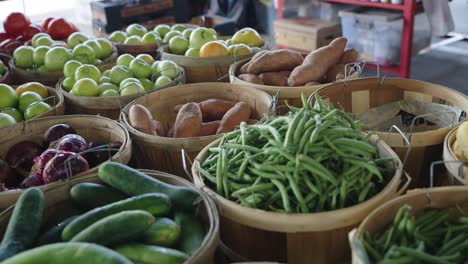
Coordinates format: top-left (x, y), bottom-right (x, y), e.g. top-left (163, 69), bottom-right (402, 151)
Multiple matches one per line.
top-left (237, 37), bottom-right (358, 87)
top-left (128, 100), bottom-right (256, 138)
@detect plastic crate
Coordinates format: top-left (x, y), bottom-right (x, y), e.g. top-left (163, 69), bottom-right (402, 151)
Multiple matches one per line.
top-left (339, 8), bottom-right (430, 66)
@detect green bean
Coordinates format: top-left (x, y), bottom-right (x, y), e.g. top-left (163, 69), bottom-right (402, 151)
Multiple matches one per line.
top-left (393, 247), bottom-right (451, 264)
top-left (252, 163), bottom-right (295, 173)
top-left (231, 183), bottom-right (274, 197)
top-left (223, 143), bottom-right (261, 153)
top-left (221, 149), bottom-right (230, 198)
top-left (285, 172), bottom-right (308, 213)
top-left (298, 154), bottom-right (337, 185)
top-left (249, 168), bottom-right (286, 180)
top-left (215, 149), bottom-right (223, 195)
top-left (271, 179), bottom-right (291, 212)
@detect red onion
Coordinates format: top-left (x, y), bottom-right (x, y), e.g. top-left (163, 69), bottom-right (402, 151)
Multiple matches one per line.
top-left (43, 124), bottom-right (77, 147)
top-left (42, 151), bottom-right (89, 184)
top-left (54, 134), bottom-right (87, 154)
top-left (20, 175), bottom-right (42, 189)
top-left (0, 160), bottom-right (21, 188)
top-left (32, 149), bottom-right (60, 184)
top-left (5, 141), bottom-right (43, 177)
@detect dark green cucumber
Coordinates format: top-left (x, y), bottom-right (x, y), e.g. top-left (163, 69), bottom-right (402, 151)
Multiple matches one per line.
top-left (174, 211), bottom-right (206, 256)
top-left (143, 218), bottom-right (181, 247)
top-left (114, 243), bottom-right (189, 264)
top-left (2, 242), bottom-right (132, 264)
top-left (71, 210), bottom-right (155, 246)
top-left (36, 216), bottom-right (78, 246)
top-left (62, 193), bottom-right (170, 241)
top-left (70, 182), bottom-right (127, 210)
top-left (98, 162), bottom-right (199, 211)
top-left (0, 188), bottom-right (44, 261)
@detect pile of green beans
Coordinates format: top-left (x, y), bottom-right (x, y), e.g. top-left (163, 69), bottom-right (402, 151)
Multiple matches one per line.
top-left (362, 205), bottom-right (468, 264)
top-left (198, 94), bottom-right (395, 213)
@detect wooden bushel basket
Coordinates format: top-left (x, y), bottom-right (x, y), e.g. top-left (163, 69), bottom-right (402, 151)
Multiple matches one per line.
top-left (314, 77), bottom-right (468, 188)
top-left (0, 170), bottom-right (220, 264)
top-left (442, 123), bottom-right (468, 185)
top-left (192, 135), bottom-right (407, 264)
top-left (0, 53), bottom-right (11, 84)
top-left (349, 186), bottom-right (468, 263)
top-left (120, 82), bottom-right (273, 179)
top-left (0, 115), bottom-right (132, 209)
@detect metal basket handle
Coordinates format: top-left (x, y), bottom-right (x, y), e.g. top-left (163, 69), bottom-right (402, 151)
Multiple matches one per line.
top-left (386, 125), bottom-right (412, 167)
top-left (407, 111), bottom-right (458, 142)
top-left (181, 148), bottom-right (194, 181)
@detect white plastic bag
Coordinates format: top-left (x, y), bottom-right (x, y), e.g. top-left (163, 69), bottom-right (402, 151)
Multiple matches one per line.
top-left (422, 0), bottom-right (454, 36)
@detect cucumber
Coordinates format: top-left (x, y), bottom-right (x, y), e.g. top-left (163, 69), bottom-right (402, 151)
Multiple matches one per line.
top-left (2, 242), bottom-right (132, 264)
top-left (36, 216), bottom-right (78, 246)
top-left (71, 210), bottom-right (155, 246)
top-left (70, 182), bottom-right (127, 210)
top-left (98, 162), bottom-right (199, 211)
top-left (143, 218), bottom-right (181, 247)
top-left (0, 188), bottom-right (44, 261)
top-left (174, 211), bottom-right (206, 256)
top-left (114, 243), bottom-right (189, 264)
top-left (62, 193), bottom-right (170, 241)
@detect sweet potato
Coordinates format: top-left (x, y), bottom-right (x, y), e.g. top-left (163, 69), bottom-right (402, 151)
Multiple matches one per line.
top-left (239, 50), bottom-right (268, 74)
top-left (129, 104), bottom-right (157, 135)
top-left (247, 49), bottom-right (303, 75)
top-left (238, 74), bottom-right (264, 85)
top-left (325, 64), bottom-right (346, 83)
top-left (152, 120), bottom-right (166, 136)
top-left (217, 102), bottom-right (251, 134)
top-left (288, 37), bottom-right (347, 86)
top-left (278, 70), bottom-right (291, 77)
top-left (339, 48), bottom-right (359, 64)
top-left (199, 120), bottom-right (221, 136)
top-left (247, 119), bottom-right (258, 125)
top-left (173, 103), bottom-right (203, 138)
top-left (199, 99), bottom-right (237, 121)
top-left (259, 72), bottom-right (288, 86)
top-left (167, 122), bottom-right (174, 137)
top-left (304, 81), bottom-right (321, 86)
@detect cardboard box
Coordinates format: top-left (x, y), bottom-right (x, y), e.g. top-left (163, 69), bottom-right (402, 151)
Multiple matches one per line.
top-left (274, 18), bottom-right (342, 52)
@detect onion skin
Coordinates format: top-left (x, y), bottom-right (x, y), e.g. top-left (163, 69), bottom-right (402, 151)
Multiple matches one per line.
top-left (31, 149), bottom-right (60, 184)
top-left (42, 151), bottom-right (89, 184)
top-left (54, 134), bottom-right (87, 154)
top-left (43, 124), bottom-right (77, 147)
top-left (5, 141), bottom-right (44, 178)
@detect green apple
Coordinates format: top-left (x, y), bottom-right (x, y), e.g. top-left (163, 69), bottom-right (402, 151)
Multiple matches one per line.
top-left (154, 25), bottom-right (170, 38)
top-left (126, 23), bottom-right (147, 37)
top-left (189, 27), bottom-right (217, 49)
top-left (63, 60), bottom-right (82, 78)
top-left (99, 76), bottom-right (111, 84)
top-left (232, 27), bottom-right (264, 47)
top-left (120, 78), bottom-right (141, 89)
top-left (0, 61), bottom-right (5, 75)
top-left (96, 38), bottom-right (114, 59)
top-left (99, 82), bottom-right (119, 94)
top-left (19, 91), bottom-right (42, 112)
top-left (129, 58), bottom-right (151, 79)
top-left (116, 54), bottom-right (135, 67)
top-left (72, 44), bottom-right (96, 64)
top-left (108, 31), bottom-right (127, 43)
top-left (0, 84), bottom-right (18, 108)
top-left (157, 60), bottom-right (179, 80)
top-left (120, 82), bottom-right (145, 96)
top-left (0, 113), bottom-right (16, 128)
top-left (169, 36), bottom-right (189, 55)
top-left (110, 65), bottom-right (133, 85)
top-left (185, 48), bottom-right (200, 57)
top-left (44, 47), bottom-right (72, 71)
top-left (71, 78), bottom-right (99, 96)
top-left (13, 46), bottom-right (34, 69)
top-left (75, 64), bottom-right (101, 82)
top-left (139, 78), bottom-right (153, 91)
top-left (62, 77), bottom-right (76, 92)
top-left (32, 33), bottom-right (51, 46)
top-left (101, 89), bottom-right (119, 97)
top-left (32, 46), bottom-right (50, 66)
top-left (94, 59), bottom-right (102, 65)
top-left (84, 40), bottom-right (104, 59)
top-left (37, 65), bottom-right (48, 72)
top-left (136, 54), bottom-right (154, 65)
top-left (24, 102), bottom-right (51, 120)
top-left (142, 32), bottom-right (162, 45)
top-left (0, 108), bottom-right (22, 122)
top-left (124, 36), bottom-right (143, 45)
top-left (171, 24), bottom-right (186, 32)
top-left (33, 36), bottom-right (54, 48)
top-left (182, 28), bottom-right (194, 39)
top-left (154, 76), bottom-right (172, 89)
top-left (102, 69), bottom-right (111, 77)
top-left (226, 38), bottom-right (233, 46)
top-left (163, 31), bottom-right (182, 43)
top-left (67, 32), bottom-right (88, 49)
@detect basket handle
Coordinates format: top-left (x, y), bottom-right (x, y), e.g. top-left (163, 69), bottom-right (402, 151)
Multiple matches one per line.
top-left (348, 228), bottom-right (371, 264)
top-left (180, 148), bottom-right (194, 181)
top-left (395, 171), bottom-right (412, 197)
top-left (386, 125), bottom-right (411, 168)
top-left (407, 111), bottom-right (459, 142)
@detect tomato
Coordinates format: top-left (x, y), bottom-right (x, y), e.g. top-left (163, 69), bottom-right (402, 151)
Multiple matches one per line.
top-left (0, 32), bottom-right (10, 43)
top-left (3, 12), bottom-right (31, 36)
top-left (47, 18), bottom-right (76, 40)
top-left (42, 17), bottom-right (55, 31)
top-left (21, 24), bottom-right (43, 41)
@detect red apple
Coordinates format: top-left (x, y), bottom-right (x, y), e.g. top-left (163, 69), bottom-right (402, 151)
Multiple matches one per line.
top-left (22, 24), bottom-right (43, 41)
top-left (3, 13), bottom-right (31, 36)
top-left (0, 33), bottom-right (9, 43)
top-left (42, 17), bottom-right (55, 31)
top-left (0, 39), bottom-right (22, 52)
top-left (48, 18), bottom-right (76, 40)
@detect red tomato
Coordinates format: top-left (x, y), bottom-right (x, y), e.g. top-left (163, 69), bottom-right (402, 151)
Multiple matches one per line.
top-left (3, 12), bottom-right (31, 36)
top-left (42, 17), bottom-right (54, 31)
top-left (47, 18), bottom-right (76, 40)
top-left (21, 24), bottom-right (43, 41)
top-left (0, 32), bottom-right (10, 43)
